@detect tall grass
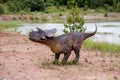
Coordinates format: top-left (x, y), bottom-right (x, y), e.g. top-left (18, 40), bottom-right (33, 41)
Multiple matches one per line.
top-left (0, 21), bottom-right (23, 30)
top-left (83, 39), bottom-right (120, 56)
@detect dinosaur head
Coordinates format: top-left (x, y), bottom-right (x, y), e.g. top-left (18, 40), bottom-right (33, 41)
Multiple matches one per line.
top-left (29, 28), bottom-right (57, 42)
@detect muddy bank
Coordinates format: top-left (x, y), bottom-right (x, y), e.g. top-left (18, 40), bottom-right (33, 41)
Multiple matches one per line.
top-left (0, 12), bottom-right (120, 22)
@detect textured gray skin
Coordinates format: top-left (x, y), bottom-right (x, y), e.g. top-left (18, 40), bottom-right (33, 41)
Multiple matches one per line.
top-left (29, 26), bottom-right (97, 64)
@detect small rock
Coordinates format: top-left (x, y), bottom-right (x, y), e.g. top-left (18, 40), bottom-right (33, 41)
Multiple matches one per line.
top-left (84, 58), bottom-right (88, 63)
top-left (113, 76), bottom-right (118, 80)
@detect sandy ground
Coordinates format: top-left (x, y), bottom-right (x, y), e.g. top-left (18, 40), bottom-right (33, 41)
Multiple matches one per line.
top-left (0, 32), bottom-right (120, 80)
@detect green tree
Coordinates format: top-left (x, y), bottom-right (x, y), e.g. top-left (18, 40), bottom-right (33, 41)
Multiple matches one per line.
top-left (76, 0), bottom-right (85, 7)
top-left (55, 0), bottom-right (67, 5)
top-left (7, 0), bottom-right (24, 13)
top-left (0, 0), bottom-right (9, 3)
top-left (63, 0), bottom-right (86, 33)
top-left (24, 0), bottom-right (45, 12)
top-left (44, 0), bottom-right (54, 7)
top-left (104, 0), bottom-right (114, 6)
top-left (0, 3), bottom-right (5, 14)
top-left (89, 0), bottom-right (104, 8)
top-left (117, 1), bottom-right (120, 12)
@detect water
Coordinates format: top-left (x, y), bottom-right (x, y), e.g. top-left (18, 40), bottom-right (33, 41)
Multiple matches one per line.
top-left (14, 22), bottom-right (120, 44)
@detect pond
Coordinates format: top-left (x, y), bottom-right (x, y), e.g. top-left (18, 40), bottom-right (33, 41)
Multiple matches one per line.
top-left (11, 22), bottom-right (120, 44)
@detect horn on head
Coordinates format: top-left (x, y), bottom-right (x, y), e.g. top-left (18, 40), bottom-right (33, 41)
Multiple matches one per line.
top-left (36, 27), bottom-right (42, 32)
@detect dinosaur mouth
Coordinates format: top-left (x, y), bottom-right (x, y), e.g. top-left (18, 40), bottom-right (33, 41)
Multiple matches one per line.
top-left (29, 37), bottom-right (35, 41)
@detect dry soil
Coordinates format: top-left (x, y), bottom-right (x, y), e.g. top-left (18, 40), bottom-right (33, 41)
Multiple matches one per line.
top-left (0, 32), bottom-right (120, 80)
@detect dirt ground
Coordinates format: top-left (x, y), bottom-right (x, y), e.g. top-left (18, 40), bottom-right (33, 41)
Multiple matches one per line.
top-left (0, 32), bottom-right (120, 80)
top-left (0, 12), bottom-right (120, 22)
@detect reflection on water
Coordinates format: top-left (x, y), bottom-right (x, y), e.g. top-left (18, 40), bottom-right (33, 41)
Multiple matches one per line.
top-left (15, 22), bottom-right (120, 44)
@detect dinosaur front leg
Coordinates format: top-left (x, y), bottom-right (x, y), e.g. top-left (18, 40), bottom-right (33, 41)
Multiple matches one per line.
top-left (53, 53), bottom-right (60, 64)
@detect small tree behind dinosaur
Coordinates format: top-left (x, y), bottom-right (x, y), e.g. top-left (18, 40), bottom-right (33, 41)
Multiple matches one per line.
top-left (63, 0), bottom-right (86, 33)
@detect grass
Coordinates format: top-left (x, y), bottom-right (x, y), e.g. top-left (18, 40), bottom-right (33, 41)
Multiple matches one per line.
top-left (83, 39), bottom-right (120, 56)
top-left (102, 25), bottom-right (120, 27)
top-left (97, 32), bottom-right (113, 35)
top-left (0, 21), bottom-right (23, 31)
top-left (41, 60), bottom-right (79, 68)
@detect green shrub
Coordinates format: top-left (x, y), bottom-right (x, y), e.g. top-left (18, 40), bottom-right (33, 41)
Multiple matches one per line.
top-left (63, 0), bottom-right (86, 33)
top-left (12, 17), bottom-right (18, 20)
top-left (104, 4), bottom-right (115, 12)
top-left (117, 2), bottom-right (120, 12)
top-left (41, 15), bottom-right (48, 22)
top-left (58, 13), bottom-right (63, 16)
top-left (44, 6), bottom-right (58, 13)
top-left (24, 0), bottom-right (45, 12)
top-left (0, 21), bottom-right (23, 30)
top-left (58, 6), bottom-right (67, 12)
top-left (0, 4), bottom-right (5, 14)
top-left (35, 16), bottom-right (39, 20)
top-left (83, 39), bottom-right (120, 54)
top-left (104, 11), bottom-right (108, 17)
top-left (83, 5), bottom-right (89, 11)
top-left (29, 16), bottom-right (34, 20)
top-left (7, 0), bottom-right (23, 13)
top-left (0, 3), bottom-right (8, 14)
top-left (107, 6), bottom-right (114, 12)
top-left (95, 7), bottom-right (105, 13)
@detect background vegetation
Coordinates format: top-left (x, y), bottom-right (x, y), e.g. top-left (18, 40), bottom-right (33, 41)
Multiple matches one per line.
top-left (0, 0), bottom-right (120, 14)
top-left (0, 21), bottom-right (23, 30)
top-left (83, 39), bottom-right (120, 55)
top-left (63, 0), bottom-right (86, 33)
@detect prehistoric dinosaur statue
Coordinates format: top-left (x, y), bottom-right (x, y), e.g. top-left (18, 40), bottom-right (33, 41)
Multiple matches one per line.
top-left (29, 25), bottom-right (97, 64)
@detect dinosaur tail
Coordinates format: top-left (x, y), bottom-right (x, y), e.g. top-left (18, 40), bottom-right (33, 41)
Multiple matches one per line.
top-left (83, 24), bottom-right (97, 40)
